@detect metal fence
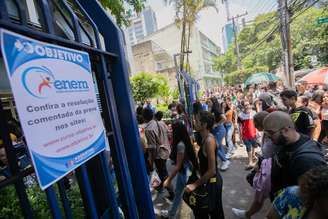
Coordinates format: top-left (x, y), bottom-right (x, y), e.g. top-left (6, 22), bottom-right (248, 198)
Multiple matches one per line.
top-left (0, 0), bottom-right (154, 218)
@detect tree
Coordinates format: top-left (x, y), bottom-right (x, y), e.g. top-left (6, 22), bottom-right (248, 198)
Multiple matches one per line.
top-left (99, 0), bottom-right (145, 27)
top-left (165, 0), bottom-right (217, 71)
top-left (223, 66), bottom-right (268, 85)
top-left (291, 7), bottom-right (328, 69)
top-left (213, 6), bottom-right (328, 85)
top-left (153, 74), bottom-right (171, 104)
top-left (130, 72), bottom-right (170, 104)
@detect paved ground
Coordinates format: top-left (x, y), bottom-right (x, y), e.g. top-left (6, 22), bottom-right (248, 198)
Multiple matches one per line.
top-left (153, 144), bottom-right (270, 219)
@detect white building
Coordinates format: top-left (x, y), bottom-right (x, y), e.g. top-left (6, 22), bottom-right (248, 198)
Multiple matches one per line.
top-left (141, 23), bottom-right (222, 89)
top-left (123, 6), bottom-right (158, 75)
top-left (126, 6), bottom-right (158, 46)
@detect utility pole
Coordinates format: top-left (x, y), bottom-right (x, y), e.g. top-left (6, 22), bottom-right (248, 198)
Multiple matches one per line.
top-left (229, 12), bottom-right (247, 70)
top-left (278, 0), bottom-right (294, 88)
top-left (222, 0), bottom-right (230, 21)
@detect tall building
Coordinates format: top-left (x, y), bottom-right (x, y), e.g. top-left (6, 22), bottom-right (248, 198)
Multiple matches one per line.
top-left (140, 23), bottom-right (222, 89)
top-left (222, 22), bottom-right (234, 53)
top-left (124, 6), bottom-right (158, 75)
top-left (126, 6), bottom-right (158, 46)
top-left (221, 18), bottom-right (245, 53)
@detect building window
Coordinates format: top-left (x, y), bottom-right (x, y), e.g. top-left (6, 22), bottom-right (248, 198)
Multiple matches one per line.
top-left (204, 62), bottom-right (212, 73)
top-left (156, 62), bottom-right (163, 71)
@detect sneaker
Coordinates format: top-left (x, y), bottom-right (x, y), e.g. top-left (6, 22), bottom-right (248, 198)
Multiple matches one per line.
top-left (160, 210), bottom-right (169, 218)
top-left (232, 208), bottom-right (248, 218)
top-left (225, 153), bottom-right (232, 159)
top-left (220, 160), bottom-right (230, 171)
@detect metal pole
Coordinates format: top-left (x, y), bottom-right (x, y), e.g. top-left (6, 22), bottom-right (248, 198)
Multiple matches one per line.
top-left (232, 17), bottom-right (241, 69)
top-left (45, 186), bottom-right (63, 219)
top-left (0, 100), bottom-right (34, 219)
top-left (79, 1), bottom-right (155, 218)
top-left (278, 0), bottom-right (294, 88)
top-left (223, 0), bottom-right (230, 21)
top-left (75, 165), bottom-right (99, 219)
top-left (57, 180), bottom-right (73, 219)
top-left (99, 151), bottom-right (120, 219)
top-left (229, 12), bottom-right (247, 70)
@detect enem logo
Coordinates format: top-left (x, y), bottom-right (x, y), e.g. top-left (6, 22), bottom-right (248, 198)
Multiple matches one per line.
top-left (22, 66), bottom-right (89, 99)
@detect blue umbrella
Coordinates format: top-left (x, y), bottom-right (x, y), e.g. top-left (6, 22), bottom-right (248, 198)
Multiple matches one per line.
top-left (244, 72), bottom-right (280, 86)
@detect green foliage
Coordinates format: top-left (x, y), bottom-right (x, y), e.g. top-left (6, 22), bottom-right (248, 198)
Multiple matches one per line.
top-left (153, 74), bottom-right (171, 102)
top-left (156, 103), bottom-right (171, 119)
top-left (214, 7), bottom-right (328, 84)
top-left (291, 8), bottom-right (328, 69)
top-left (171, 88), bottom-right (180, 101)
top-left (0, 185), bottom-right (22, 218)
top-left (224, 66), bottom-right (268, 85)
top-left (0, 182), bottom-right (84, 219)
top-left (213, 48), bottom-right (237, 74)
top-left (99, 0), bottom-right (145, 27)
top-left (197, 90), bottom-right (204, 98)
top-left (66, 183), bottom-right (85, 218)
top-left (130, 72), bottom-right (170, 104)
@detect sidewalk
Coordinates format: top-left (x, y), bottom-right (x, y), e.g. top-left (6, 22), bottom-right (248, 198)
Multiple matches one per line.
top-left (154, 144), bottom-right (271, 218)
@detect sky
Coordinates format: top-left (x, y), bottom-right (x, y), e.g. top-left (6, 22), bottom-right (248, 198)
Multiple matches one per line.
top-left (147, 0), bottom-right (277, 49)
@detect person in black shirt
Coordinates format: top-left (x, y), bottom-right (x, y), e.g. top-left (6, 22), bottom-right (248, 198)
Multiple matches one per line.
top-left (280, 89), bottom-right (317, 137)
top-left (263, 111), bottom-right (326, 200)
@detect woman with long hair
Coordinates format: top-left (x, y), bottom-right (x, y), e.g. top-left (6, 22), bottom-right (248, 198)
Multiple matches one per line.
top-left (210, 96), bottom-right (222, 114)
top-left (176, 103), bottom-right (192, 135)
top-left (185, 111), bottom-right (225, 218)
top-left (161, 121), bottom-right (198, 218)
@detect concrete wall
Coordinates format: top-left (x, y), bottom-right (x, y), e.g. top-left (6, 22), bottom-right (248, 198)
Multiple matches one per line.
top-left (132, 41), bottom-right (156, 73)
top-left (132, 41), bottom-right (177, 88)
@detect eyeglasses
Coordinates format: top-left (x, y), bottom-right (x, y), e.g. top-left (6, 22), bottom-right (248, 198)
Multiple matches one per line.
top-left (264, 127), bottom-right (285, 137)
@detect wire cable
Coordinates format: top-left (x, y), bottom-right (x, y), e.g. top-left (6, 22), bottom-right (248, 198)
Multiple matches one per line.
top-left (241, 0), bottom-right (320, 60)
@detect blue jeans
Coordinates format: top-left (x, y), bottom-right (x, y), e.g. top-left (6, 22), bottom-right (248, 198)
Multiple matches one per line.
top-left (212, 124), bottom-right (227, 162)
top-left (168, 162), bottom-right (192, 217)
top-left (217, 145), bottom-right (227, 162)
top-left (225, 123), bottom-right (235, 154)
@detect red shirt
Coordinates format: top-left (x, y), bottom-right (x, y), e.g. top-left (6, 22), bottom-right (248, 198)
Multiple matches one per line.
top-left (239, 111), bottom-right (257, 140)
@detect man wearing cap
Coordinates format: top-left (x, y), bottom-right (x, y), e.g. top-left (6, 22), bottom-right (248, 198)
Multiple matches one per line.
top-left (263, 111), bottom-right (326, 200)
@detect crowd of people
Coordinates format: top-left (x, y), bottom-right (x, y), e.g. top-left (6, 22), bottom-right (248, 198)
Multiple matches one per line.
top-left (136, 81), bottom-right (328, 219)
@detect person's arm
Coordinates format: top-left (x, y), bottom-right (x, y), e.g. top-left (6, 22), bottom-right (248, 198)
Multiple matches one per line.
top-left (186, 137), bottom-right (216, 192)
top-left (163, 151), bottom-right (184, 188)
top-left (233, 108), bottom-right (238, 127)
top-left (311, 119), bottom-right (321, 141)
top-left (140, 137), bottom-right (147, 153)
